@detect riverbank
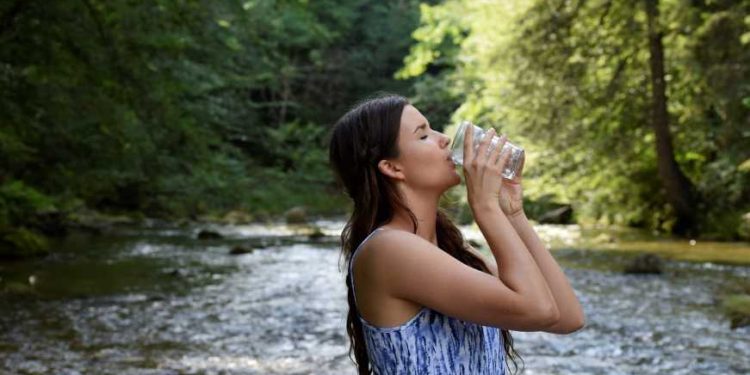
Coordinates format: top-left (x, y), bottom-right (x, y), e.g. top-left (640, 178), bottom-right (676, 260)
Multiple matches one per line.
top-left (460, 222), bottom-right (750, 267)
top-left (0, 189), bottom-right (351, 260)
top-left (4, 206), bottom-right (750, 267)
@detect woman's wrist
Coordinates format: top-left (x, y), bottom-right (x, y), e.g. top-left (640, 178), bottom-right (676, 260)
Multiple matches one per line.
top-left (470, 200), bottom-right (502, 217)
top-left (506, 208), bottom-right (526, 220)
top-left (503, 205), bottom-right (526, 221)
top-left (500, 198), bottom-right (524, 218)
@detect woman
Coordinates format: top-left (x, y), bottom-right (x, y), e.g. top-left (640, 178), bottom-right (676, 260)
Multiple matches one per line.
top-left (328, 94), bottom-right (585, 374)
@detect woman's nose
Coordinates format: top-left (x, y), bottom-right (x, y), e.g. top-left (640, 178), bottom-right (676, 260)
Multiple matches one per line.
top-left (439, 133), bottom-right (451, 148)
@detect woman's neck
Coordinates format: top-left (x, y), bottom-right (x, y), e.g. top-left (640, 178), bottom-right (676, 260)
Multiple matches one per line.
top-left (385, 188), bottom-right (440, 246)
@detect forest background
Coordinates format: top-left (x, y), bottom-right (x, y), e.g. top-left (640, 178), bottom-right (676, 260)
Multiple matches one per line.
top-left (1, 0), bottom-right (749, 257)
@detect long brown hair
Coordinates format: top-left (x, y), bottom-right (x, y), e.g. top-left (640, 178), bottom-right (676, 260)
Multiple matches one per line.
top-left (328, 94), bottom-right (523, 374)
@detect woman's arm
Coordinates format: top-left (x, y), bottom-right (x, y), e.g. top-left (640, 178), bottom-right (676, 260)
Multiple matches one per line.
top-left (456, 126), bottom-right (560, 329)
top-left (472, 204), bottom-right (560, 325)
top-left (507, 211), bottom-right (585, 333)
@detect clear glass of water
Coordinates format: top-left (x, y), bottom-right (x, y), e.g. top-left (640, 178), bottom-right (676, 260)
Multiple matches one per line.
top-left (450, 120), bottom-right (525, 180)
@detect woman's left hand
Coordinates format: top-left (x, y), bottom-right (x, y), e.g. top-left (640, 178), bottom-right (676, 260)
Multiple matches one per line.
top-left (498, 156), bottom-right (524, 217)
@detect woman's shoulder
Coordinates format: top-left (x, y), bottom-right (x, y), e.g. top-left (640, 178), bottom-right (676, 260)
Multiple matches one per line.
top-left (356, 228), bottom-right (433, 265)
top-left (364, 227), bottom-right (432, 252)
top-left (366, 228), bottom-right (498, 278)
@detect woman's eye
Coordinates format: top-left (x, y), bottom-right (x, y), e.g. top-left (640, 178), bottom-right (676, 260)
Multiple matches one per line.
top-left (420, 135), bottom-right (428, 140)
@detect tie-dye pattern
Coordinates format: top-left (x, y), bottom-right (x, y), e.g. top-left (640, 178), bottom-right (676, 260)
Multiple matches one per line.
top-left (349, 228), bottom-right (506, 374)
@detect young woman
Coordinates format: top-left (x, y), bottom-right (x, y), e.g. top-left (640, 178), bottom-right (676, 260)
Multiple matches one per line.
top-left (328, 94), bottom-right (584, 374)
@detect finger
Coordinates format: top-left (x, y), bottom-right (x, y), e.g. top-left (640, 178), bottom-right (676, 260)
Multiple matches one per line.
top-left (514, 155), bottom-right (525, 181)
top-left (492, 134), bottom-right (508, 166)
top-left (479, 128), bottom-right (496, 163)
top-left (497, 147), bottom-right (512, 174)
top-left (463, 121), bottom-right (474, 165)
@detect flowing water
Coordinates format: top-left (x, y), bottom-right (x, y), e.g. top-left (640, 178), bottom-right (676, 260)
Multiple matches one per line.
top-left (1, 220), bottom-right (749, 374)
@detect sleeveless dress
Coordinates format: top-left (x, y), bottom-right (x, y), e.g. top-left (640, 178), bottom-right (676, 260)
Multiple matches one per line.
top-left (348, 228), bottom-right (507, 374)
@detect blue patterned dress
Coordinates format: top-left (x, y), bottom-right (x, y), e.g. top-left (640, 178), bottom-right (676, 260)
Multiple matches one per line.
top-left (348, 228), bottom-right (507, 374)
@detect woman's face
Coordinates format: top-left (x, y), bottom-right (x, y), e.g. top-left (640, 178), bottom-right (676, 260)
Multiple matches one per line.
top-left (387, 105), bottom-right (461, 191)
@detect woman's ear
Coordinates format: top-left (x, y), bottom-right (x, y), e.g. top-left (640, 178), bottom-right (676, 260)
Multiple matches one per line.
top-left (377, 159), bottom-right (405, 180)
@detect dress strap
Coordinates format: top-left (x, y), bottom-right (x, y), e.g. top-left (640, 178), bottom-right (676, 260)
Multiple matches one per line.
top-left (348, 227), bottom-right (386, 311)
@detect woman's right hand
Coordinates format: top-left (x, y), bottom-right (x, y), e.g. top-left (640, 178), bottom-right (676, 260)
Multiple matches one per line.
top-left (462, 125), bottom-right (513, 213)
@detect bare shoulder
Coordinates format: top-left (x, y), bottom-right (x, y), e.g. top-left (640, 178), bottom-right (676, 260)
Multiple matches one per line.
top-left (355, 229), bottom-right (435, 275)
top-left (355, 227), bottom-right (556, 330)
top-left (359, 230), bottom-right (496, 280)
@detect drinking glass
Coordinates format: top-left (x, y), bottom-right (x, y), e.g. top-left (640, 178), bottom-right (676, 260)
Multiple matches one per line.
top-left (450, 120), bottom-right (525, 180)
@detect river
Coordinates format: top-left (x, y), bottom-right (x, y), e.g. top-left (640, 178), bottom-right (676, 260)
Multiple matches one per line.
top-left (1, 219), bottom-right (748, 374)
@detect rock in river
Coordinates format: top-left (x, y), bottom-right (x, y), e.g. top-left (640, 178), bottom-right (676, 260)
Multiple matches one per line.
top-left (229, 245), bottom-right (255, 255)
top-left (285, 206), bottom-right (308, 224)
top-left (197, 229), bottom-right (223, 240)
top-left (624, 253), bottom-right (664, 274)
top-left (721, 294), bottom-right (750, 329)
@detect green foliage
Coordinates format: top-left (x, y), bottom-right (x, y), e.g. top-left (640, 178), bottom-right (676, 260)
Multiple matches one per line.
top-left (400, 0), bottom-right (750, 238)
top-left (266, 121), bottom-right (330, 177)
top-left (0, 227), bottom-right (50, 259)
top-left (0, 180), bottom-right (56, 228)
top-left (245, 168), bottom-right (351, 219)
top-left (0, 0), bottom-right (424, 228)
top-left (397, 1), bottom-right (472, 130)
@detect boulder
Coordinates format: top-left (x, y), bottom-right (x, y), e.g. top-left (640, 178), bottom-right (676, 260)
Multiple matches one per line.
top-left (624, 253), bottom-right (663, 274)
top-left (222, 210), bottom-right (254, 225)
top-left (537, 205), bottom-right (573, 224)
top-left (285, 206), bottom-right (308, 224)
top-left (229, 245), bottom-right (255, 255)
top-left (721, 294), bottom-right (750, 329)
top-left (308, 227), bottom-right (325, 240)
top-left (197, 229), bottom-right (222, 240)
top-left (164, 268), bottom-right (189, 277)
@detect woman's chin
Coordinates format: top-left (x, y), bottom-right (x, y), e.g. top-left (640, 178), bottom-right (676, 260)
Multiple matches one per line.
top-left (447, 173), bottom-right (461, 187)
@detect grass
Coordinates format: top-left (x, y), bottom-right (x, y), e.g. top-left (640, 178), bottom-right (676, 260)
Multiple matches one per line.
top-left (571, 239), bottom-right (750, 266)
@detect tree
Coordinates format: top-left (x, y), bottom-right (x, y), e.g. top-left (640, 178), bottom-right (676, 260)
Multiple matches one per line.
top-left (399, 0), bottom-right (750, 237)
top-left (644, 0), bottom-right (699, 235)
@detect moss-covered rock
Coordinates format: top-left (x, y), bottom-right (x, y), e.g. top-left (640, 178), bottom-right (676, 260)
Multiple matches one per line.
top-left (308, 226), bottom-right (325, 240)
top-left (0, 227), bottom-right (50, 259)
top-left (222, 209), bottom-right (254, 225)
top-left (67, 209), bottom-right (139, 234)
top-left (229, 245), bottom-right (255, 255)
top-left (285, 206), bottom-right (308, 224)
top-left (196, 229), bottom-right (222, 240)
top-left (623, 253), bottom-right (663, 274)
top-left (721, 294), bottom-right (750, 329)
top-left (2, 281), bottom-right (37, 296)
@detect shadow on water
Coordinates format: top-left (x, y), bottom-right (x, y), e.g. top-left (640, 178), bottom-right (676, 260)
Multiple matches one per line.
top-left (0, 220), bottom-right (748, 374)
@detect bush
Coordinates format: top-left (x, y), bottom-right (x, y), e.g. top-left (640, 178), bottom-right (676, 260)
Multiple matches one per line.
top-left (0, 227), bottom-right (49, 259)
top-left (0, 180), bottom-right (57, 228)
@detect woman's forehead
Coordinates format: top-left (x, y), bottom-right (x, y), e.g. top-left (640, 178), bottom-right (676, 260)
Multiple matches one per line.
top-left (400, 105), bottom-right (428, 131)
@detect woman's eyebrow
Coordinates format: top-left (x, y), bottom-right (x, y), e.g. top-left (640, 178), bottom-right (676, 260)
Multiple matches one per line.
top-left (413, 123), bottom-right (427, 133)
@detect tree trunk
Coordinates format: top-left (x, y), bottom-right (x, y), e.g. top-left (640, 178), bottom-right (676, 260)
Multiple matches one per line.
top-left (644, 0), bottom-right (699, 236)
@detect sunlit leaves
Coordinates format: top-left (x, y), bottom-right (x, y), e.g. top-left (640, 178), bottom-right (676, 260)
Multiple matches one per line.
top-left (401, 0), bottom-right (749, 233)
